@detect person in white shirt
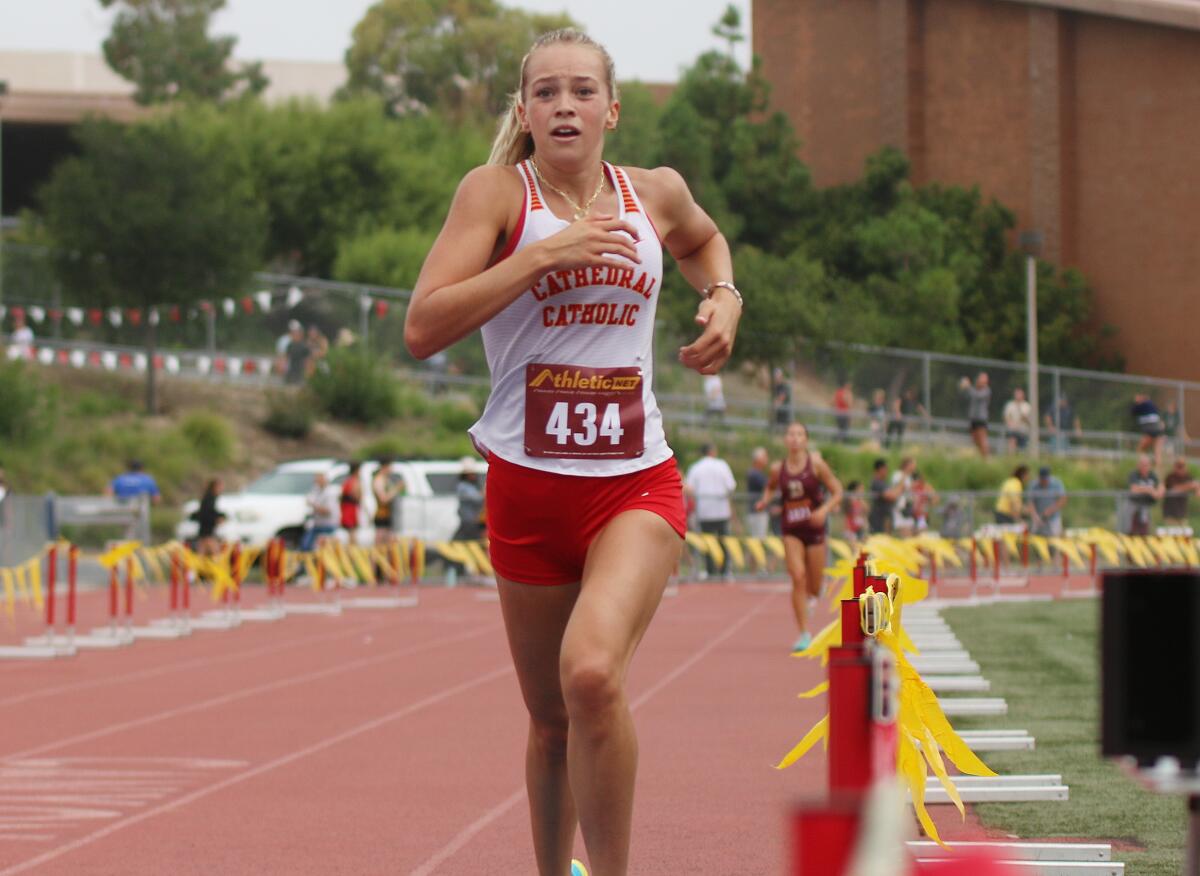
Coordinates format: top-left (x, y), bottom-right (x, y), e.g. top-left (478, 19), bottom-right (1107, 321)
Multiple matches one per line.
top-left (1003, 387), bottom-right (1033, 453)
top-left (300, 471), bottom-right (341, 551)
top-left (703, 373), bottom-right (725, 424)
top-left (889, 456), bottom-right (917, 536)
top-left (9, 309), bottom-right (34, 361)
top-left (686, 443), bottom-right (736, 578)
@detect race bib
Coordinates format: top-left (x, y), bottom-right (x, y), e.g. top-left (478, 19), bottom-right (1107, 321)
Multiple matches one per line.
top-left (784, 503), bottom-right (812, 526)
top-left (524, 363), bottom-right (645, 459)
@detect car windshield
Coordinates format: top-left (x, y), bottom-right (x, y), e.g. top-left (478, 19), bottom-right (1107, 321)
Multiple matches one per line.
top-left (242, 471), bottom-right (323, 495)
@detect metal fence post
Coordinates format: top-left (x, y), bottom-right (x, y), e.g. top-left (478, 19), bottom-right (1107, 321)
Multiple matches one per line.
top-left (922, 352), bottom-right (932, 429)
top-left (44, 491), bottom-right (57, 541)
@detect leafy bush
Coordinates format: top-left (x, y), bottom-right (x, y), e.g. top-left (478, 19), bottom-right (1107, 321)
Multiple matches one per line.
top-left (70, 390), bottom-right (135, 418)
top-left (435, 400), bottom-right (477, 433)
top-left (0, 361), bottom-right (56, 442)
top-left (358, 430), bottom-right (475, 462)
top-left (262, 391), bottom-right (314, 439)
top-left (308, 347), bottom-right (399, 424)
top-left (179, 411), bottom-right (236, 466)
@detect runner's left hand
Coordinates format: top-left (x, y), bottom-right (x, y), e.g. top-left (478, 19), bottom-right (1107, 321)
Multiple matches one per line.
top-left (679, 291), bottom-right (740, 374)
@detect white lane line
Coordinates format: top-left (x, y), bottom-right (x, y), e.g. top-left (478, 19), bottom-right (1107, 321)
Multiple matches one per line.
top-left (0, 614), bottom-right (396, 709)
top-left (4, 623), bottom-right (500, 761)
top-left (407, 593), bottom-right (777, 876)
top-left (0, 664), bottom-right (514, 876)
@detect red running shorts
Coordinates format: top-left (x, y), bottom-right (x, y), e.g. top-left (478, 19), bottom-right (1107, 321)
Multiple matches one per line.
top-left (485, 454), bottom-right (686, 586)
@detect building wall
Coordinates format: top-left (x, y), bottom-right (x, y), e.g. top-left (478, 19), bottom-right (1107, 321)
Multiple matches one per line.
top-left (1069, 14), bottom-right (1200, 383)
top-left (752, 0), bottom-right (1200, 383)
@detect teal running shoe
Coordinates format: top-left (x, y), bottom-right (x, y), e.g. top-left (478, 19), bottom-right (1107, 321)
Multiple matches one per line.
top-left (791, 631), bottom-right (812, 653)
top-left (570, 860), bottom-right (589, 876)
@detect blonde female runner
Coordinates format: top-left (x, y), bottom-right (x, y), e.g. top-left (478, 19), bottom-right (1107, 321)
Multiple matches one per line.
top-left (405, 29), bottom-right (741, 876)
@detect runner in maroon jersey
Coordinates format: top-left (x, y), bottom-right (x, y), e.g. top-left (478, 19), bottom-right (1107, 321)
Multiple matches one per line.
top-left (756, 422), bottom-right (843, 653)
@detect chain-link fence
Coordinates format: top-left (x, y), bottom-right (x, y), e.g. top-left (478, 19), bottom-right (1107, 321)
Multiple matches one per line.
top-left (3, 241), bottom-right (1198, 462)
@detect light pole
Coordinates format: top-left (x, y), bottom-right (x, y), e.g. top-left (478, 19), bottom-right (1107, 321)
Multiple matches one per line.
top-left (1019, 230), bottom-right (1043, 460)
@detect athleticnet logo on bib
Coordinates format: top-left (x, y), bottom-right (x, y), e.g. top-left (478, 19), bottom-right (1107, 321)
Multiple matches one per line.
top-left (524, 363), bottom-right (645, 459)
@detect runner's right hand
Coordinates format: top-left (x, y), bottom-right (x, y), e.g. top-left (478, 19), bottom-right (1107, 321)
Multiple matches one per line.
top-left (534, 214), bottom-right (642, 272)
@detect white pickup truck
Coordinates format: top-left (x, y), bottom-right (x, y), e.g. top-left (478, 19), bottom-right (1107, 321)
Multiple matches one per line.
top-left (175, 457), bottom-right (486, 547)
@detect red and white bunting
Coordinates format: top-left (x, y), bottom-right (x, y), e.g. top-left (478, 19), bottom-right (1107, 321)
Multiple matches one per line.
top-left (28, 306), bottom-right (46, 324)
top-left (66, 308), bottom-right (84, 326)
top-left (107, 308), bottom-right (123, 328)
top-left (254, 291), bottom-right (273, 312)
top-left (286, 285), bottom-right (304, 308)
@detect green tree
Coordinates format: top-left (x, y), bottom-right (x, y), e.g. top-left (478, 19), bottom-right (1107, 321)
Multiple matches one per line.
top-left (712, 4), bottom-right (746, 57)
top-left (99, 0), bottom-right (267, 105)
top-left (38, 118), bottom-right (265, 413)
top-left (342, 0), bottom-right (575, 118)
top-left (173, 98), bottom-right (488, 276)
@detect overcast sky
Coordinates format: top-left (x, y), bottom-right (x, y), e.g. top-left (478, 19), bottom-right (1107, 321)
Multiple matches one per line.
top-left (1, 0), bottom-right (753, 83)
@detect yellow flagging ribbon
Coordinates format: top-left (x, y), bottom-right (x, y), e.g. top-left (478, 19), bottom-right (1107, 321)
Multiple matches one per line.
top-left (777, 557), bottom-right (993, 846)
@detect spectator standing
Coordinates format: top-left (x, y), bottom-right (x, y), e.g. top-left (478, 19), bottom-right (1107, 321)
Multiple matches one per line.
top-left (107, 460), bottom-right (161, 505)
top-left (339, 461), bottom-right (363, 539)
top-left (454, 458), bottom-right (486, 541)
top-left (8, 308), bottom-right (34, 360)
top-left (300, 472), bottom-right (339, 551)
top-left (1028, 465), bottom-right (1067, 536)
top-left (867, 389), bottom-right (887, 443)
top-left (283, 322), bottom-right (309, 385)
top-left (1044, 394), bottom-right (1082, 453)
top-left (867, 458), bottom-right (903, 535)
top-left (843, 480), bottom-right (868, 543)
top-left (1163, 458), bottom-right (1199, 526)
top-left (372, 458), bottom-right (404, 544)
top-left (909, 471), bottom-right (938, 533)
top-left (276, 319), bottom-right (300, 373)
top-left (890, 456), bottom-right (918, 536)
top-left (306, 325), bottom-right (330, 377)
top-left (744, 447), bottom-right (770, 539)
top-left (771, 367), bottom-right (793, 429)
top-left (1003, 387), bottom-right (1033, 453)
top-left (832, 381), bottom-right (853, 443)
top-left (959, 372), bottom-right (992, 457)
top-left (1131, 393), bottom-right (1167, 469)
top-left (1127, 454), bottom-right (1164, 535)
top-left (194, 478), bottom-right (226, 556)
top-left (941, 497), bottom-right (966, 538)
top-left (703, 373), bottom-right (726, 425)
top-left (886, 388), bottom-right (925, 448)
top-left (686, 444), bottom-right (736, 579)
top-left (994, 465), bottom-right (1030, 525)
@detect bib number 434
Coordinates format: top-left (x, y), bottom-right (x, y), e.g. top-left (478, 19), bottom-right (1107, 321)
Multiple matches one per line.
top-left (545, 401), bottom-right (624, 447)
top-left (524, 363), bottom-right (645, 459)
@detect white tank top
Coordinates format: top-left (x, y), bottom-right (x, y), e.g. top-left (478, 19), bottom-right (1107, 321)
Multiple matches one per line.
top-left (469, 159), bottom-right (672, 477)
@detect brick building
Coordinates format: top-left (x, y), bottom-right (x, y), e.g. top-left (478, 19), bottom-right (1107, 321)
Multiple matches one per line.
top-left (752, 0), bottom-right (1200, 382)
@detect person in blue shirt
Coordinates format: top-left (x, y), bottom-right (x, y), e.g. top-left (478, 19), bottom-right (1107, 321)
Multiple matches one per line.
top-left (107, 460), bottom-right (161, 505)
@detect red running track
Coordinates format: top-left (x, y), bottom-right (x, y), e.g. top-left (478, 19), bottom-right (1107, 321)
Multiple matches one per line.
top-left (0, 582), bottom-right (829, 875)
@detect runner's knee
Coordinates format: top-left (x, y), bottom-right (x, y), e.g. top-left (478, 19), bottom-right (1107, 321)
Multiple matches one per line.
top-left (560, 657), bottom-right (622, 722)
top-left (529, 709), bottom-right (570, 759)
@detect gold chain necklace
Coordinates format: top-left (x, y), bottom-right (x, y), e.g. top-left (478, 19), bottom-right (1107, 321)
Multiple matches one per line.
top-left (530, 159), bottom-right (605, 221)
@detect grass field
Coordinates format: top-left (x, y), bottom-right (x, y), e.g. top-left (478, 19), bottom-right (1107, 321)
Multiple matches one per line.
top-left (943, 599), bottom-right (1187, 874)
